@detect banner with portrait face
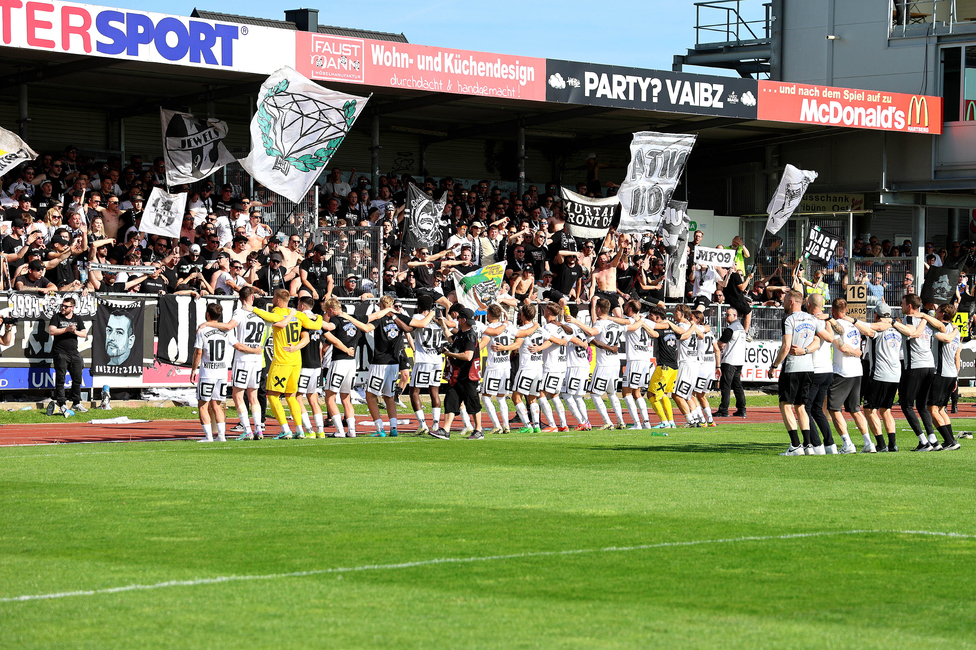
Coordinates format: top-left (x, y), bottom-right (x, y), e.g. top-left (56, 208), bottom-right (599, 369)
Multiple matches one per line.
top-left (93, 300), bottom-right (145, 376)
top-left (401, 183), bottom-right (446, 253)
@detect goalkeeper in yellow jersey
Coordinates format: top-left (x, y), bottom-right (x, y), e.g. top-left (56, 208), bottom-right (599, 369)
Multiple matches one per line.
top-left (245, 289), bottom-right (325, 439)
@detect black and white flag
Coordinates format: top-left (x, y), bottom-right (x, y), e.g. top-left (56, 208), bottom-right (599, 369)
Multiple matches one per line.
top-left (142, 187), bottom-right (187, 240)
top-left (560, 187), bottom-right (618, 240)
top-left (921, 266), bottom-right (960, 305)
top-left (161, 108), bottom-right (237, 186)
top-left (662, 200), bottom-right (690, 298)
top-left (765, 164), bottom-right (818, 234)
top-left (402, 183), bottom-right (446, 252)
top-left (92, 299), bottom-right (145, 376)
top-left (803, 226), bottom-right (840, 265)
top-left (694, 246), bottom-right (736, 268)
top-left (617, 131), bottom-right (696, 234)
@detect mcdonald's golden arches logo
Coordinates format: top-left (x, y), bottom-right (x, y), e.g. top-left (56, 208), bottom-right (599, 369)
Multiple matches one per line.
top-left (908, 95), bottom-right (929, 128)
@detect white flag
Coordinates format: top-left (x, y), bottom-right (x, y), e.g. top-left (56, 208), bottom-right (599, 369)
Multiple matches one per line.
top-left (161, 108), bottom-right (237, 186)
top-left (141, 187), bottom-right (187, 239)
top-left (0, 126), bottom-right (37, 179)
top-left (240, 67), bottom-right (369, 203)
top-left (765, 164), bottom-right (818, 234)
top-left (617, 131), bottom-right (696, 234)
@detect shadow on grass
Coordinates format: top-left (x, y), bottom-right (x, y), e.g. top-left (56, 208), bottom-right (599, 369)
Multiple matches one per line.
top-left (588, 441), bottom-right (785, 455)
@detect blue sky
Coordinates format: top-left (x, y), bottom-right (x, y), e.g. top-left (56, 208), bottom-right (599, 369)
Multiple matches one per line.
top-left (103, 0), bottom-right (735, 73)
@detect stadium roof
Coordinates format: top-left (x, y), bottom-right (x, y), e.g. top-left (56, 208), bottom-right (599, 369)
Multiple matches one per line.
top-left (190, 8), bottom-right (409, 42)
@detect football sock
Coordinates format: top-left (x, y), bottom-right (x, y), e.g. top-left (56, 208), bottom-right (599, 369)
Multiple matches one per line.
top-left (662, 397), bottom-right (674, 422)
top-left (609, 394), bottom-right (624, 424)
top-left (840, 433), bottom-right (852, 447)
top-left (637, 397), bottom-right (650, 427)
top-left (390, 417), bottom-right (398, 430)
top-left (252, 407), bottom-right (262, 433)
top-left (332, 414), bottom-right (345, 436)
top-left (498, 398), bottom-right (509, 427)
top-left (875, 434), bottom-right (886, 448)
top-left (552, 397), bottom-right (567, 428)
top-left (237, 403), bottom-right (251, 433)
top-left (574, 396), bottom-right (590, 423)
top-left (482, 396), bottom-right (500, 429)
top-left (594, 397), bottom-right (612, 426)
top-left (918, 433), bottom-right (928, 445)
top-left (685, 412), bottom-right (696, 425)
top-left (624, 395), bottom-right (640, 425)
top-left (285, 396), bottom-right (306, 431)
top-left (202, 424), bottom-right (212, 438)
top-left (432, 407), bottom-right (442, 429)
top-left (515, 402), bottom-right (530, 427)
top-left (415, 410), bottom-right (427, 429)
top-left (301, 411), bottom-right (313, 431)
top-left (946, 424), bottom-right (954, 440)
top-left (346, 416), bottom-right (356, 438)
top-left (269, 395), bottom-right (288, 428)
top-left (788, 429), bottom-right (800, 447)
top-left (314, 412), bottom-right (324, 434)
top-left (563, 393), bottom-right (582, 424)
top-left (374, 419), bottom-right (384, 434)
top-left (887, 431), bottom-right (896, 447)
top-left (216, 422), bottom-right (226, 441)
top-left (703, 405), bottom-right (713, 423)
top-left (529, 402), bottom-right (541, 427)
top-left (539, 398), bottom-right (555, 427)
top-left (801, 429), bottom-right (811, 445)
top-left (649, 395), bottom-right (667, 422)
top-left (460, 409), bottom-right (472, 430)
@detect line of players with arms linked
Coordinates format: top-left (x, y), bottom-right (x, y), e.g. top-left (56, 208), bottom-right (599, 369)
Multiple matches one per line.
top-left (185, 284), bottom-right (749, 441)
top-left (771, 289), bottom-right (968, 455)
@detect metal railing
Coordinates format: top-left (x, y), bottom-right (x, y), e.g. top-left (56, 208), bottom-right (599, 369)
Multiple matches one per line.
top-left (889, 0), bottom-right (975, 36)
top-left (695, 0), bottom-right (772, 46)
top-left (223, 153), bottom-right (320, 238)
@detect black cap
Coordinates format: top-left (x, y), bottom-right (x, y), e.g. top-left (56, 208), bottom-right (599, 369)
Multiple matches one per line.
top-left (11, 218), bottom-right (24, 228)
top-left (231, 202), bottom-right (244, 212)
top-left (233, 235), bottom-right (248, 244)
top-left (313, 243), bottom-right (327, 254)
top-left (222, 184), bottom-right (233, 191)
top-left (28, 259), bottom-right (43, 271)
top-left (455, 307), bottom-right (476, 324)
top-left (270, 251), bottom-right (284, 262)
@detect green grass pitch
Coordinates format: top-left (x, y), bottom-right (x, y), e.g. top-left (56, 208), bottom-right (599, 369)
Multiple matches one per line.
top-left (1, 420), bottom-right (975, 648)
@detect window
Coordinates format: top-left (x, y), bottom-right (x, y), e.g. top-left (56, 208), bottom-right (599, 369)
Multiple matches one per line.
top-left (942, 46), bottom-right (961, 121)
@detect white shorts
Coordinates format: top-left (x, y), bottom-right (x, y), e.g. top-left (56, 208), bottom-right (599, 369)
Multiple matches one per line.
top-left (588, 365), bottom-right (619, 396)
top-left (542, 370), bottom-right (566, 395)
top-left (410, 362), bottom-right (442, 389)
top-left (695, 362), bottom-right (716, 393)
top-left (512, 369), bottom-right (543, 397)
top-left (198, 374), bottom-right (229, 403)
top-left (298, 367), bottom-right (322, 394)
top-left (674, 361), bottom-right (699, 400)
top-left (481, 367), bottom-right (511, 396)
top-left (563, 367), bottom-right (590, 396)
top-left (325, 359), bottom-right (356, 394)
top-left (230, 363), bottom-right (261, 390)
top-left (623, 360), bottom-right (652, 390)
top-left (366, 364), bottom-right (399, 397)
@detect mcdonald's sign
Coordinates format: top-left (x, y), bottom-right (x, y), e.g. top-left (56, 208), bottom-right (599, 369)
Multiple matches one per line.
top-left (908, 96), bottom-right (929, 128)
top-left (758, 81), bottom-right (943, 134)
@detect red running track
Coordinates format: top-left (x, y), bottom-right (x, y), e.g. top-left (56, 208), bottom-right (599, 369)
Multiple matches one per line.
top-left (0, 406), bottom-right (971, 447)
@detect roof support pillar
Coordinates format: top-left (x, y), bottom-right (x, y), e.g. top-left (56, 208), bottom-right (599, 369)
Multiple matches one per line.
top-left (418, 136), bottom-right (427, 178)
top-left (18, 84), bottom-right (28, 141)
top-left (370, 105), bottom-right (381, 191)
top-left (517, 117), bottom-right (526, 197)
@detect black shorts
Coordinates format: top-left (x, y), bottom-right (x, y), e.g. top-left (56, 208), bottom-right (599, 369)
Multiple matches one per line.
top-left (864, 379), bottom-right (898, 410)
top-left (827, 375), bottom-right (862, 413)
top-left (899, 368), bottom-right (934, 407)
top-left (596, 290), bottom-right (620, 312)
top-left (693, 296), bottom-right (711, 310)
top-left (929, 375), bottom-right (957, 408)
top-left (778, 372), bottom-right (811, 406)
top-left (729, 299), bottom-right (752, 316)
top-left (445, 378), bottom-right (481, 416)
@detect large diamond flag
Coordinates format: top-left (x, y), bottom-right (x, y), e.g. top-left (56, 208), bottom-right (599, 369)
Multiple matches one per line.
top-left (241, 67), bottom-right (370, 203)
top-left (0, 126), bottom-right (37, 179)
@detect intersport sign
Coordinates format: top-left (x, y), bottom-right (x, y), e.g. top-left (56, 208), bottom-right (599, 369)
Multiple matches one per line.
top-left (0, 1), bottom-right (294, 73)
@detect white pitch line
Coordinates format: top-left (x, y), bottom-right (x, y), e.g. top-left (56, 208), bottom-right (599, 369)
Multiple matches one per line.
top-left (3, 529), bottom-right (974, 604)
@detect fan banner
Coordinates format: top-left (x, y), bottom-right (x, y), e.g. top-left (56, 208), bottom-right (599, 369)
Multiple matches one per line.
top-left (161, 108), bottom-right (237, 186)
top-left (921, 266), bottom-right (960, 305)
top-left (451, 262), bottom-right (507, 314)
top-left (693, 246), bottom-right (736, 268)
top-left (240, 67), bottom-right (370, 203)
top-left (662, 200), bottom-right (690, 298)
top-left (92, 299), bottom-right (145, 376)
top-left (617, 131), bottom-right (696, 234)
top-left (0, 126), bottom-right (38, 179)
top-left (141, 187), bottom-right (187, 240)
top-left (402, 183), bottom-right (447, 252)
top-left (765, 164), bottom-right (818, 234)
top-left (560, 186), bottom-right (618, 240)
top-left (803, 226), bottom-right (841, 265)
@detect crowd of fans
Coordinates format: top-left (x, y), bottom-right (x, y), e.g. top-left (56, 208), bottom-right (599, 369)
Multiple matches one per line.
top-left (4, 145), bottom-right (976, 333)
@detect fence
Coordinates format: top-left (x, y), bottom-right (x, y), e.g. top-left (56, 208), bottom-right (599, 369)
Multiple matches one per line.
top-left (313, 227), bottom-right (384, 296)
top-left (222, 154), bottom-right (320, 237)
